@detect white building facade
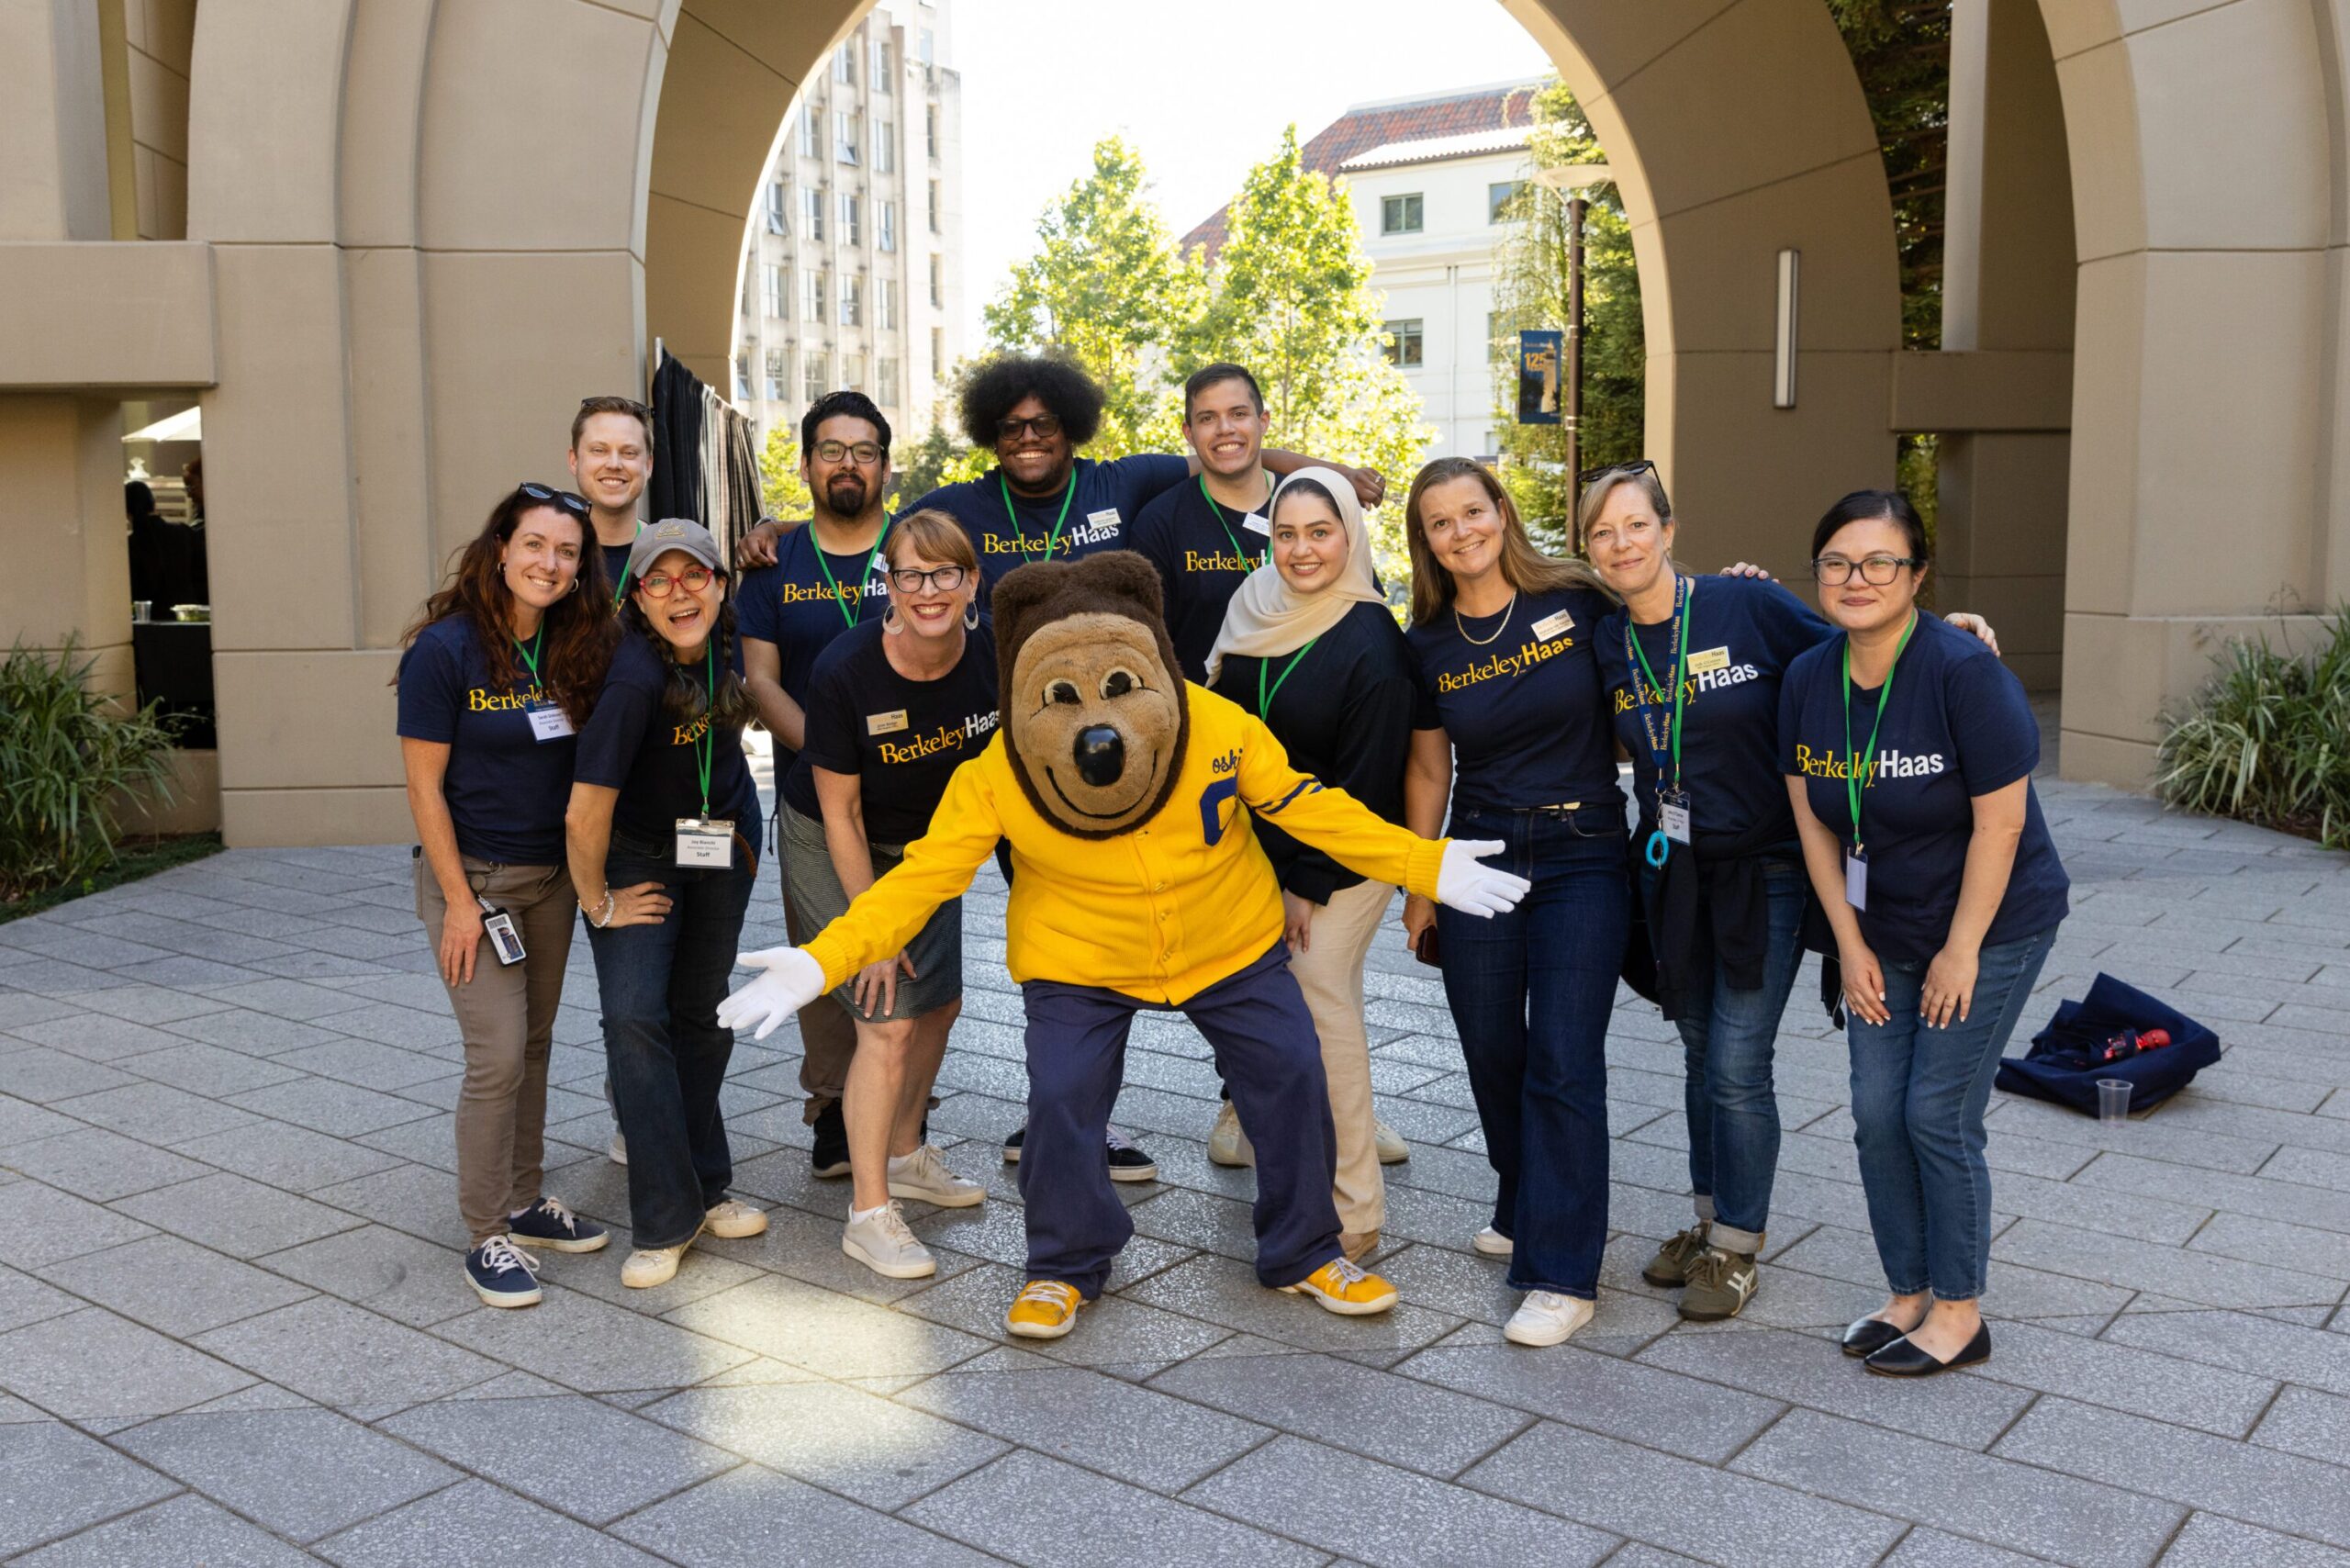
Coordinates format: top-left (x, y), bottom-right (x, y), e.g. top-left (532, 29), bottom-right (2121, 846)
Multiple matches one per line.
top-left (733, 0), bottom-right (967, 458)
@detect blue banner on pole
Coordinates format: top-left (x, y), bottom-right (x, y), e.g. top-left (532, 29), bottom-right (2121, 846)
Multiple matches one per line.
top-left (1517, 330), bottom-right (1563, 425)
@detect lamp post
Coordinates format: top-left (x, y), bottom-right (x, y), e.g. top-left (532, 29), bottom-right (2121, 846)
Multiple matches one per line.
top-left (1531, 163), bottom-right (1613, 502)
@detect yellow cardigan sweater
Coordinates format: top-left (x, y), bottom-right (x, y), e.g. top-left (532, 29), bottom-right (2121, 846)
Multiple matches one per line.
top-left (804, 685), bottom-right (1449, 1005)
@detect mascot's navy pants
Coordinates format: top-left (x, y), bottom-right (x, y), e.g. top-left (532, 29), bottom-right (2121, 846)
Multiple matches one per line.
top-left (1018, 943), bottom-right (1343, 1297)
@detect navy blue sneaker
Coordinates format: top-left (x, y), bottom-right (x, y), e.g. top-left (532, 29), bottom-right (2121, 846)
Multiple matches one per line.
top-left (466, 1236), bottom-right (543, 1308)
top-left (505, 1196), bottom-right (609, 1254)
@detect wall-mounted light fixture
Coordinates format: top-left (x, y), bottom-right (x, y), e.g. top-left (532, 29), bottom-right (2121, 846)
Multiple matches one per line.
top-left (1774, 248), bottom-right (1800, 409)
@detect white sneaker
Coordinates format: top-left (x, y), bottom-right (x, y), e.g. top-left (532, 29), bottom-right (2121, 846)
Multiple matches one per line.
top-left (888, 1144), bottom-right (985, 1209)
top-left (843, 1201), bottom-right (936, 1279)
top-left (608, 1130), bottom-right (628, 1165)
top-left (704, 1199), bottom-right (768, 1239)
top-left (1472, 1226), bottom-right (1514, 1257)
top-left (1504, 1290), bottom-right (1595, 1347)
top-left (1373, 1120), bottom-right (1410, 1164)
top-left (621, 1238), bottom-right (690, 1288)
top-left (1207, 1101), bottom-right (1254, 1168)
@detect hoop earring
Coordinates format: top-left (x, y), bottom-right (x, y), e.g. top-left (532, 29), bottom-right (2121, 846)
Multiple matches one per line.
top-left (882, 599), bottom-right (905, 636)
top-left (961, 599), bottom-right (979, 632)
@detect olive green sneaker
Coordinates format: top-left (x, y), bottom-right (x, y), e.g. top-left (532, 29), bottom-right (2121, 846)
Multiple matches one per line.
top-left (1678, 1245), bottom-right (1760, 1322)
top-left (1640, 1224), bottom-right (1710, 1288)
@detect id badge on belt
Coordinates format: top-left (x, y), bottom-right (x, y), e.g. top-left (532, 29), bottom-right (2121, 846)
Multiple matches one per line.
top-left (675, 817), bottom-right (735, 868)
top-left (476, 895), bottom-right (527, 966)
top-left (1658, 789), bottom-right (1693, 846)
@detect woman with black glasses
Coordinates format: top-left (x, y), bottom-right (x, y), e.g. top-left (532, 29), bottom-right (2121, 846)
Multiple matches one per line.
top-left (397, 485), bottom-right (616, 1307)
top-left (783, 512), bottom-right (997, 1279)
top-left (1782, 490), bottom-right (2067, 1376)
top-left (568, 520), bottom-right (771, 1290)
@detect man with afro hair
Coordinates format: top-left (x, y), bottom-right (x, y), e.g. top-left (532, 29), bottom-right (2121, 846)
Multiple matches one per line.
top-left (901, 352), bottom-right (1385, 597)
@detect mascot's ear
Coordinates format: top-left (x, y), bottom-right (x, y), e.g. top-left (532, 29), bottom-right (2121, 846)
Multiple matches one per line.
top-left (1077, 552), bottom-right (1167, 623)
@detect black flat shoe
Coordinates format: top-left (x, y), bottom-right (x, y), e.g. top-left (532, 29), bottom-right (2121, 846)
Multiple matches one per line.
top-left (1864, 1321), bottom-right (1991, 1377)
top-left (1841, 1316), bottom-right (1909, 1358)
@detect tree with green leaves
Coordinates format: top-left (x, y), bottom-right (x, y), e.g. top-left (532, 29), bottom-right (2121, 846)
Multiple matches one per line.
top-left (1178, 127), bottom-right (1431, 573)
top-left (755, 425), bottom-right (813, 521)
top-left (1485, 79), bottom-right (1643, 554)
top-left (981, 137), bottom-right (1205, 458)
top-left (890, 420), bottom-right (988, 512)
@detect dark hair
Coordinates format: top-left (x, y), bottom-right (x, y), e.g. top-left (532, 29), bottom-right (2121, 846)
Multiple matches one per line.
top-left (1183, 363), bottom-right (1264, 420)
top-left (124, 481), bottom-right (155, 521)
top-left (800, 389), bottom-right (891, 454)
top-left (398, 487), bottom-right (619, 723)
top-left (1810, 488), bottom-right (1930, 566)
top-left (621, 566), bottom-right (757, 730)
top-left (1270, 476), bottom-right (1341, 522)
top-left (958, 353), bottom-right (1103, 449)
top-left (571, 395), bottom-right (654, 454)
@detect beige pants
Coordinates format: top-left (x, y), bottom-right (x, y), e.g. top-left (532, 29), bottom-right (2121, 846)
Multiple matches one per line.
top-left (1291, 877), bottom-right (1394, 1236)
top-left (415, 857), bottom-right (576, 1242)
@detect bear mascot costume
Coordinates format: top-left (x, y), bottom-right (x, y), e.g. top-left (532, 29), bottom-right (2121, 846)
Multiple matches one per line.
top-left (719, 552), bottom-right (1527, 1338)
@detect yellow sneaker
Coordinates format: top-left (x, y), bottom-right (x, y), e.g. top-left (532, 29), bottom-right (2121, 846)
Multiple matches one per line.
top-left (1280, 1257), bottom-right (1397, 1316)
top-left (1005, 1279), bottom-right (1085, 1339)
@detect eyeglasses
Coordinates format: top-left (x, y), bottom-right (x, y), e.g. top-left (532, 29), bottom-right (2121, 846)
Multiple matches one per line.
top-left (1810, 554), bottom-right (1920, 586)
top-left (996, 413), bottom-right (1062, 442)
top-left (1578, 459), bottom-right (1671, 517)
top-left (519, 483), bottom-right (590, 517)
top-left (638, 566), bottom-right (716, 599)
top-left (812, 440), bottom-right (885, 465)
top-left (888, 564), bottom-right (967, 594)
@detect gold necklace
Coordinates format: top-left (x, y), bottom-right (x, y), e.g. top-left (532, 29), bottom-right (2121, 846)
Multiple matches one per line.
top-left (1454, 590), bottom-right (1518, 646)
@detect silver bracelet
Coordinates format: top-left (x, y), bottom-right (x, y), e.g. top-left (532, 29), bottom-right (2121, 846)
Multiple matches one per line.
top-left (588, 890), bottom-right (616, 928)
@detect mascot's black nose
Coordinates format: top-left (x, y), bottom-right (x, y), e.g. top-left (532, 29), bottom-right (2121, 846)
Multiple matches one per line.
top-left (1073, 726), bottom-right (1125, 788)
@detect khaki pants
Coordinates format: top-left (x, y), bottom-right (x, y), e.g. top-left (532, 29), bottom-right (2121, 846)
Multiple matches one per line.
top-left (784, 856), bottom-right (859, 1121)
top-left (415, 857), bottom-right (576, 1242)
top-left (1290, 878), bottom-right (1394, 1236)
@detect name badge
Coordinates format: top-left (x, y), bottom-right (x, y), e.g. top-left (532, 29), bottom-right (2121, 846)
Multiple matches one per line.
top-left (675, 817), bottom-right (735, 869)
top-left (1531, 609), bottom-right (1575, 641)
top-left (1844, 848), bottom-right (1868, 911)
top-left (1242, 512), bottom-right (1271, 536)
top-left (526, 704), bottom-right (576, 742)
top-left (1687, 645), bottom-right (1731, 674)
top-left (1659, 791), bottom-right (1693, 845)
top-left (867, 709), bottom-right (911, 736)
top-left (1085, 507), bottom-right (1122, 534)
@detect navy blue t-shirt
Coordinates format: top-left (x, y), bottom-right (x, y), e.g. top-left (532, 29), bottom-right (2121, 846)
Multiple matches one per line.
top-left (1778, 611), bottom-right (2069, 964)
top-left (1407, 585), bottom-right (1623, 815)
top-left (1131, 474), bottom-right (1273, 683)
top-left (573, 633), bottom-right (761, 853)
top-left (736, 521), bottom-right (891, 780)
top-left (395, 616), bottom-right (576, 866)
top-left (785, 621), bottom-right (1000, 844)
top-left (906, 454), bottom-right (1192, 592)
top-left (600, 537), bottom-right (636, 599)
top-left (1595, 574), bottom-right (1830, 853)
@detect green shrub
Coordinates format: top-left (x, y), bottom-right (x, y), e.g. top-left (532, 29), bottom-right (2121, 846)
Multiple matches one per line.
top-left (2154, 609), bottom-right (2350, 849)
top-left (0, 638), bottom-right (183, 902)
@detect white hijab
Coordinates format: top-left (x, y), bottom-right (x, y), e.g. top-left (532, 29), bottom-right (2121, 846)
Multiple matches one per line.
top-left (1204, 467), bottom-right (1386, 686)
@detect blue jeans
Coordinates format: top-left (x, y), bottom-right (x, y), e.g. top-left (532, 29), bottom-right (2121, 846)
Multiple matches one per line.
top-left (1848, 924), bottom-right (2058, 1301)
top-left (1438, 804), bottom-right (1627, 1298)
top-left (1649, 858), bottom-right (1807, 1252)
top-left (586, 833), bottom-right (757, 1249)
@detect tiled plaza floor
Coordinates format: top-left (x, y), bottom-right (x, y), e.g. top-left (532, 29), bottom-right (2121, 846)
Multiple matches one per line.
top-left (5, 766), bottom-right (2350, 1565)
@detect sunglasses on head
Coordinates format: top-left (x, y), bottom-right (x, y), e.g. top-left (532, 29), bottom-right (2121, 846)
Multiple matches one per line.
top-left (519, 482), bottom-right (590, 518)
top-left (1577, 459), bottom-right (1671, 521)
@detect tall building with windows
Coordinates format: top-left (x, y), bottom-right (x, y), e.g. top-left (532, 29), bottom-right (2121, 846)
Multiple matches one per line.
top-left (1185, 81), bottom-right (1541, 461)
top-left (733, 1), bottom-right (965, 469)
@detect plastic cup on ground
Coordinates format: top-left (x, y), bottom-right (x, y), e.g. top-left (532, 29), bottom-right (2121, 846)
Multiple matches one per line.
top-left (2097, 1078), bottom-right (2132, 1125)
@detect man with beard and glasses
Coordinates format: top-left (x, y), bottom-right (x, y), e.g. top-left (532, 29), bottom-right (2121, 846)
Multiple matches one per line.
top-left (740, 391), bottom-right (896, 1180)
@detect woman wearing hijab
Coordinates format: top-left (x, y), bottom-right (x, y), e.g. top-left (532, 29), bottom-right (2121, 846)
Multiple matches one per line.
top-left (1206, 469), bottom-right (1416, 1262)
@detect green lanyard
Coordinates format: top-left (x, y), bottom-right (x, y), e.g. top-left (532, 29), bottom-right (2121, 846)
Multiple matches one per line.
top-left (610, 521), bottom-right (643, 605)
top-left (1257, 638), bottom-right (1319, 719)
top-left (810, 517), bottom-right (891, 630)
top-left (1840, 610), bottom-right (1919, 855)
top-left (1200, 474), bottom-right (1270, 566)
top-left (692, 644), bottom-right (716, 818)
top-left (1624, 575), bottom-right (1693, 794)
top-left (1002, 473), bottom-right (1078, 563)
top-left (511, 625), bottom-right (544, 692)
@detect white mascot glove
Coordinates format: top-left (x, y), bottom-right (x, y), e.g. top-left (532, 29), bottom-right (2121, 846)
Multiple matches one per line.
top-left (716, 947), bottom-right (827, 1040)
top-left (1434, 839), bottom-right (1530, 918)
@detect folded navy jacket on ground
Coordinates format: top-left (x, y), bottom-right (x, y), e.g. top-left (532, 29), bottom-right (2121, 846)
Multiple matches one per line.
top-left (1996, 971), bottom-right (2221, 1115)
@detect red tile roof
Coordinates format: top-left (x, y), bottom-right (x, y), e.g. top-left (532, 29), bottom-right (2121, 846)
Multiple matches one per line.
top-left (1182, 81), bottom-right (1544, 257)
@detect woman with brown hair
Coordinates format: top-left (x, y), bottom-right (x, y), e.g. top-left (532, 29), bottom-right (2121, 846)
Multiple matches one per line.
top-left (397, 483), bottom-right (619, 1307)
top-left (1398, 456), bottom-right (1627, 1348)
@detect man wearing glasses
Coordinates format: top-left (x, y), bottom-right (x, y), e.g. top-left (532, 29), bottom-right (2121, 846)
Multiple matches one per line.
top-left (901, 353), bottom-right (1387, 596)
top-left (739, 390), bottom-right (899, 1181)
